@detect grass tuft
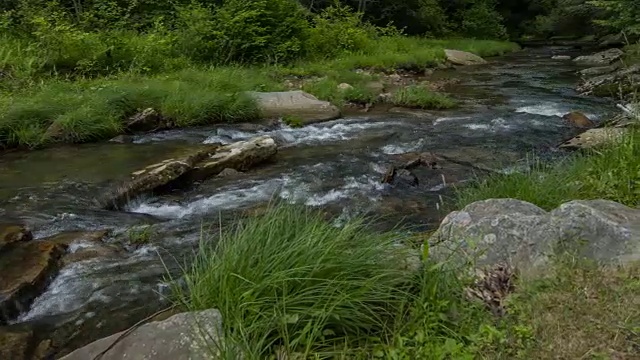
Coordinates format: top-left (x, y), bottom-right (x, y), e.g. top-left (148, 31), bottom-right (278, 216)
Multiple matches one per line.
top-left (391, 85), bottom-right (457, 109)
top-left (173, 204), bottom-right (419, 358)
top-left (456, 130), bottom-right (640, 210)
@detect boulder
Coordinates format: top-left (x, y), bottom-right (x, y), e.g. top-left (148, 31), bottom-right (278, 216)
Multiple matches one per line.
top-left (366, 81), bottom-right (385, 94)
top-left (126, 108), bottom-right (165, 132)
top-left (559, 128), bottom-right (627, 150)
top-left (41, 230), bottom-right (121, 266)
top-left (577, 64), bottom-right (640, 96)
top-left (337, 83), bottom-right (354, 91)
top-left (217, 168), bottom-right (241, 178)
top-left (573, 48), bottom-right (624, 67)
top-left (430, 199), bottom-right (640, 271)
top-left (562, 111), bottom-right (595, 128)
top-left (189, 136), bottom-right (277, 181)
top-left (248, 91), bottom-right (341, 124)
top-left (60, 309), bottom-right (224, 360)
top-left (598, 33), bottom-right (626, 48)
top-left (444, 49), bottom-right (488, 66)
top-left (0, 241), bottom-right (64, 324)
top-left (101, 137), bottom-right (277, 209)
top-left (578, 63), bottom-right (622, 77)
top-left (0, 223), bottom-right (32, 253)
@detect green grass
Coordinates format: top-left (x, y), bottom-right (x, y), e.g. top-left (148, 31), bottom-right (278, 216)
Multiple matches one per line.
top-left (171, 204), bottom-right (500, 359)
top-left (0, 67), bottom-right (278, 148)
top-left (391, 85), bottom-right (457, 109)
top-left (172, 205), bottom-right (419, 358)
top-left (0, 35), bottom-right (518, 149)
top-left (171, 205), bottom-right (639, 359)
top-left (456, 130), bottom-right (640, 210)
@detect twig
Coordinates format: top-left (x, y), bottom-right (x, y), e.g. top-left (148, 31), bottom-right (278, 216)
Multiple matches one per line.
top-left (92, 305), bottom-right (178, 360)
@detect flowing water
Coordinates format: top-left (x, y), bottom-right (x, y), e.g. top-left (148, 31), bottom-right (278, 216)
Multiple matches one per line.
top-left (0, 47), bottom-right (617, 356)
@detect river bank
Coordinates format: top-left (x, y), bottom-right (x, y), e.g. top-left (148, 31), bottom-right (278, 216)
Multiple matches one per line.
top-left (0, 37), bottom-right (518, 150)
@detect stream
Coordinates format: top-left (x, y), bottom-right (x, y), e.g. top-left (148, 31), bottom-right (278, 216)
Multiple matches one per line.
top-left (0, 47), bottom-right (617, 357)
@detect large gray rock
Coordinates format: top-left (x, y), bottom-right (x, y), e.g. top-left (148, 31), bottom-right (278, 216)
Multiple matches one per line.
top-left (578, 62), bottom-right (621, 77)
top-left (248, 91), bottom-right (340, 124)
top-left (444, 49), bottom-right (488, 66)
top-left (573, 48), bottom-right (624, 67)
top-left (60, 309), bottom-right (225, 360)
top-left (430, 199), bottom-right (640, 271)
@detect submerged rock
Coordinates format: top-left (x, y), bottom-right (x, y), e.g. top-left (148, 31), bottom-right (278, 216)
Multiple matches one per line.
top-left (559, 128), bottom-right (627, 150)
top-left (562, 111), bottom-right (595, 128)
top-left (573, 48), bottom-right (624, 67)
top-left (0, 241), bottom-right (64, 324)
top-left (101, 136), bottom-right (277, 209)
top-left (60, 309), bottom-right (224, 360)
top-left (444, 49), bottom-right (487, 66)
top-left (41, 230), bottom-right (120, 266)
top-left (430, 199), bottom-right (640, 271)
top-left (0, 223), bottom-right (32, 253)
top-left (248, 90), bottom-right (341, 124)
top-left (551, 55), bottom-right (571, 60)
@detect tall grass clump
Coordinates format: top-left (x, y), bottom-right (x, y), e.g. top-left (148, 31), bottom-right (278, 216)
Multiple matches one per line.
top-left (456, 130), bottom-right (640, 210)
top-left (174, 205), bottom-right (419, 358)
top-left (391, 85), bottom-right (457, 109)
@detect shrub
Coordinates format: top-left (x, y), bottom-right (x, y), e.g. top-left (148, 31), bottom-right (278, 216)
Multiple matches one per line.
top-left (304, 4), bottom-right (379, 59)
top-left (208, 0), bottom-right (308, 64)
top-left (458, 2), bottom-right (508, 40)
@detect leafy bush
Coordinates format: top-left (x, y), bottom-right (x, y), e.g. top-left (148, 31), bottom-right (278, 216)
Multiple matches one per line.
top-left (304, 4), bottom-right (380, 59)
top-left (208, 0), bottom-right (308, 64)
top-left (459, 2), bottom-right (508, 39)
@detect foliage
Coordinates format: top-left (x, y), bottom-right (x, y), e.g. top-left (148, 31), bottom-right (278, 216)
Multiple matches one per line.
top-left (207, 0), bottom-right (309, 64)
top-left (456, 130), bottom-right (640, 210)
top-left (304, 3), bottom-right (381, 59)
top-left (591, 0), bottom-right (640, 36)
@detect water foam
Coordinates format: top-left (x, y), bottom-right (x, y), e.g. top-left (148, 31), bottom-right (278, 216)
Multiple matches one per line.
top-left (515, 103), bottom-right (567, 117)
top-left (463, 117), bottom-right (514, 131)
top-left (204, 119), bottom-right (402, 147)
top-left (381, 138), bottom-right (425, 155)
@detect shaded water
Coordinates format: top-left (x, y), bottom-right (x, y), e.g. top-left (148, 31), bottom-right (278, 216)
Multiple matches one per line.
top-left (0, 47), bottom-right (616, 356)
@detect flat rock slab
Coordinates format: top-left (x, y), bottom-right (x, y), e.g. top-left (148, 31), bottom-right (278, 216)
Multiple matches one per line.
top-left (0, 241), bottom-right (63, 324)
top-left (573, 48), bottom-right (624, 67)
top-left (60, 309), bottom-right (224, 360)
top-left (430, 199), bottom-right (640, 271)
top-left (444, 49), bottom-right (487, 66)
top-left (248, 91), bottom-right (341, 124)
top-left (559, 127), bottom-right (627, 150)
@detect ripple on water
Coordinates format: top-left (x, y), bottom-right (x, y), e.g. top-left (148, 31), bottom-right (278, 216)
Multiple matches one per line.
top-left (127, 173), bottom-right (387, 220)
